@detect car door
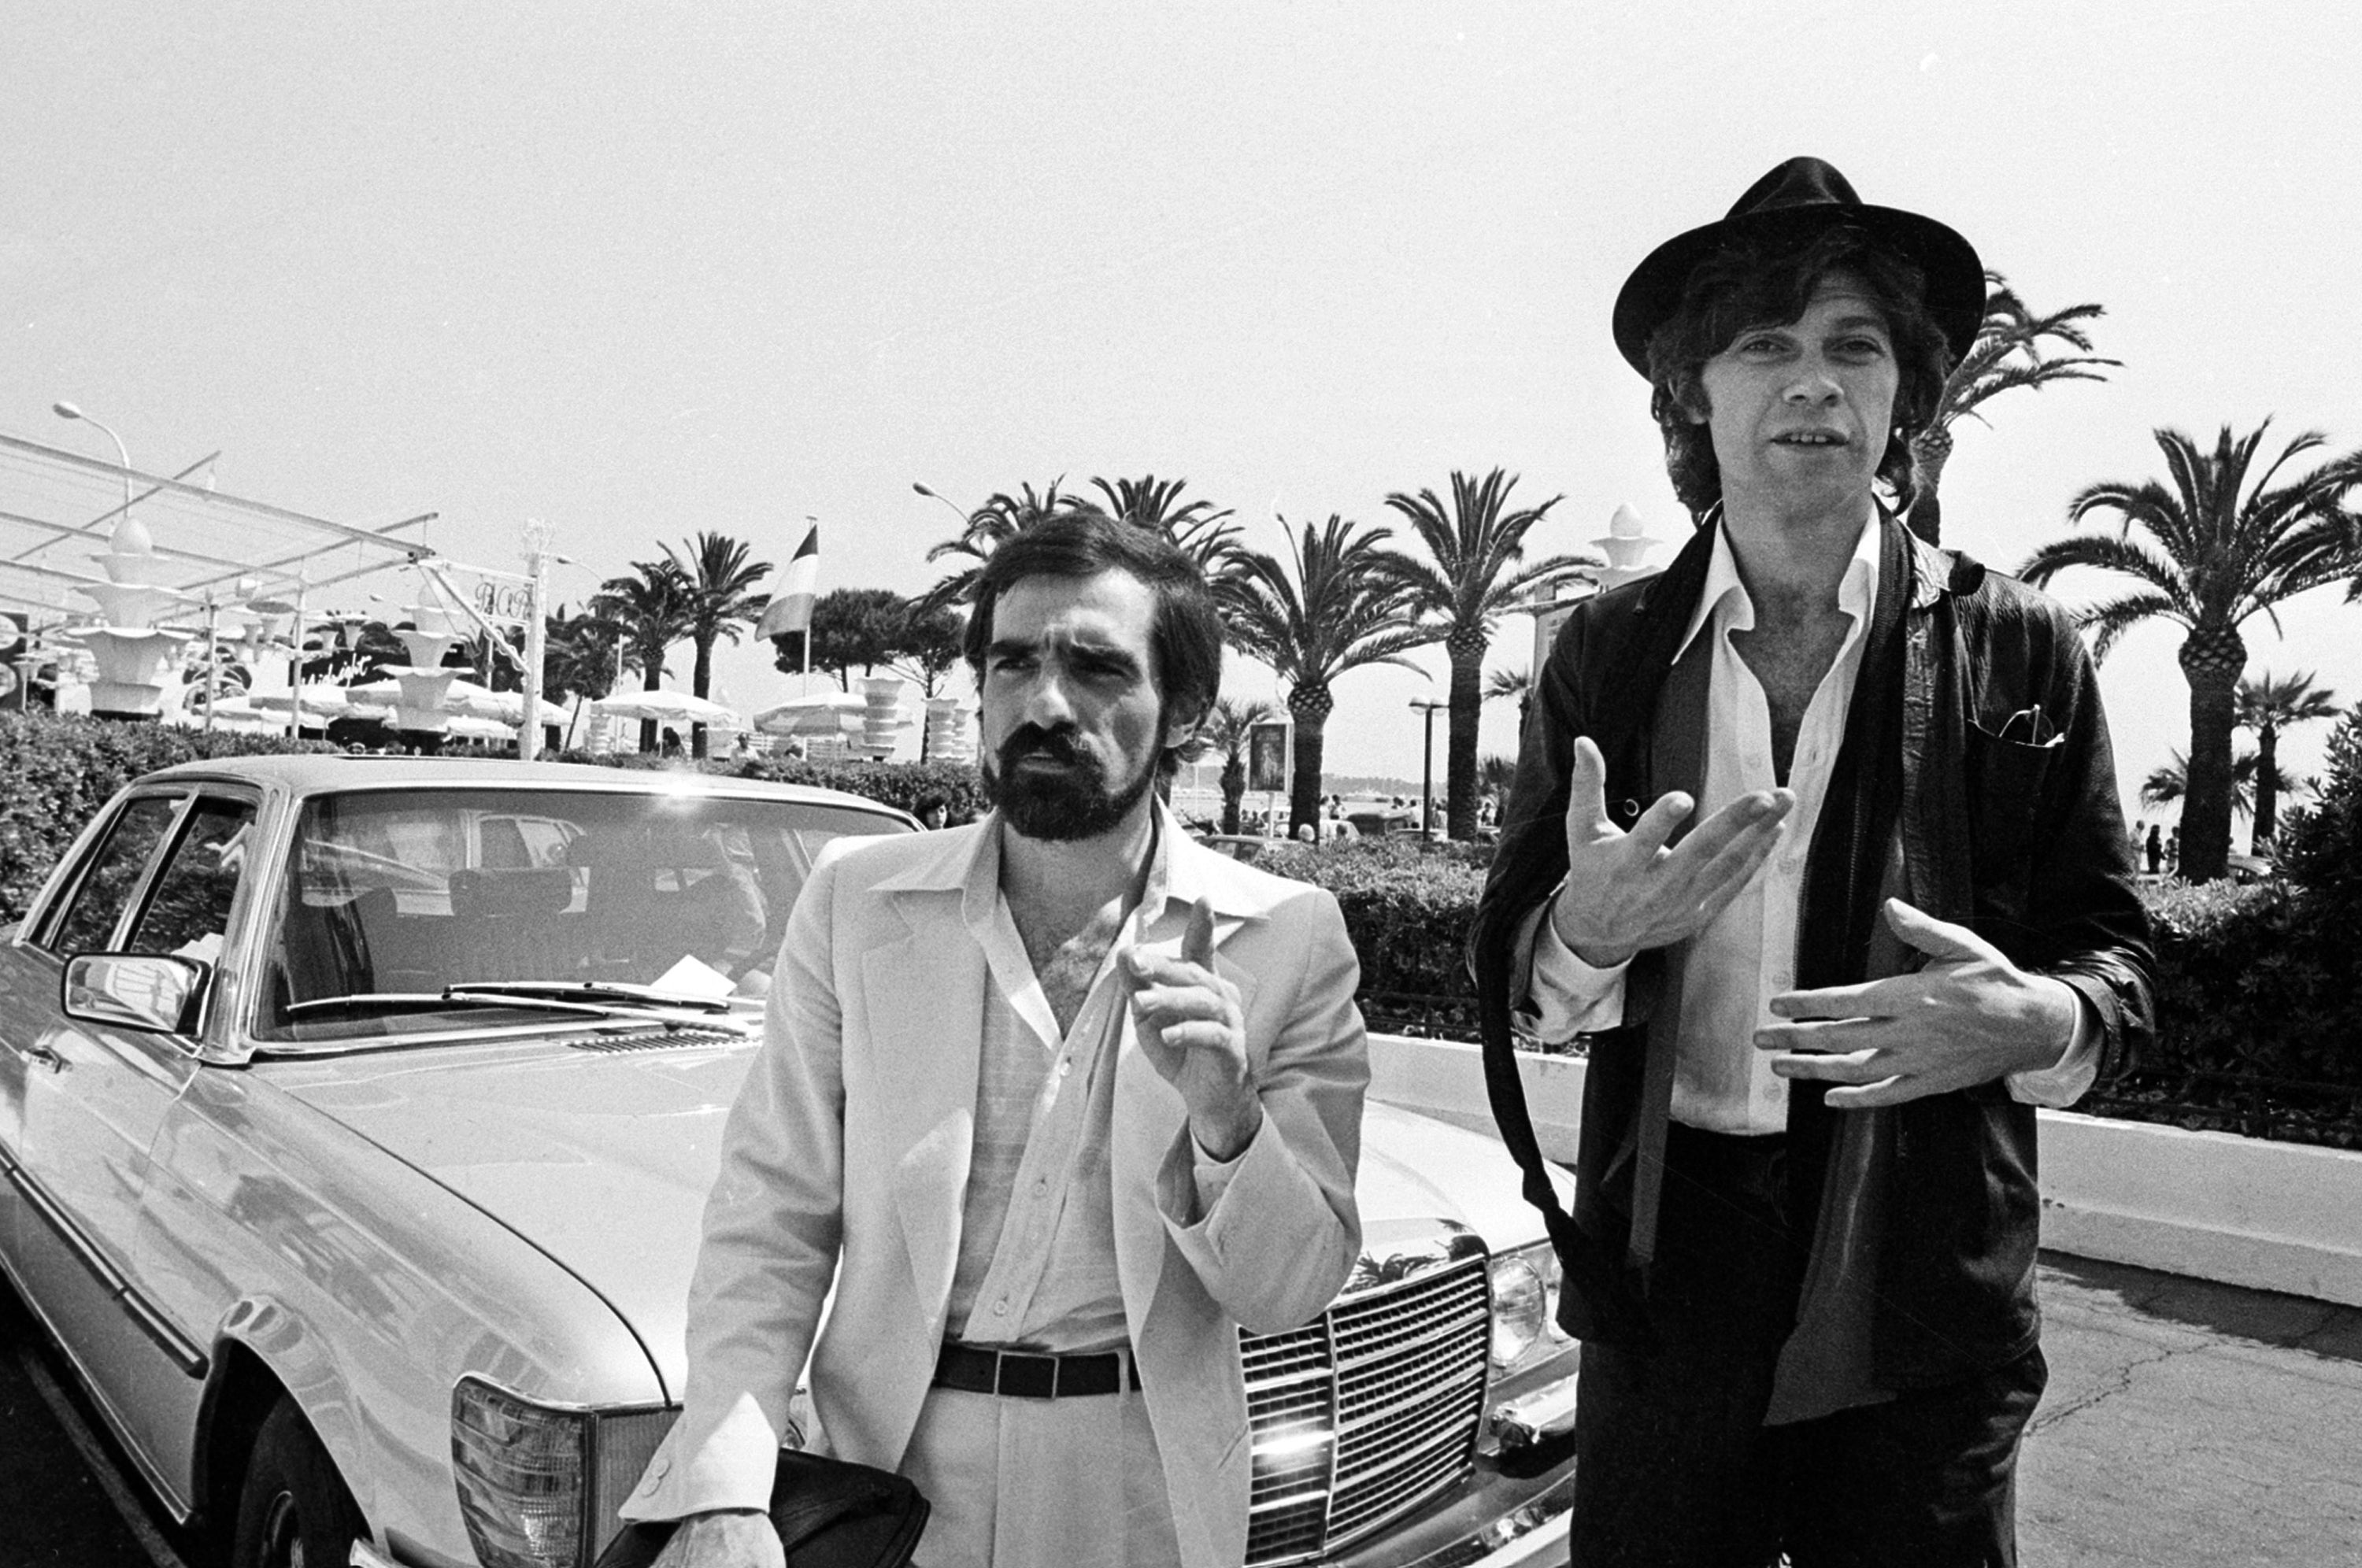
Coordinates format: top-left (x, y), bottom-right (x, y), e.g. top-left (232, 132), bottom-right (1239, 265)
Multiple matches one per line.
top-left (12, 789), bottom-right (255, 1488)
top-left (1, 790), bottom-right (184, 1273)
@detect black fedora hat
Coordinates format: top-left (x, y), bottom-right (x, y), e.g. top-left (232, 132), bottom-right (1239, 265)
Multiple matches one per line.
top-left (1610, 156), bottom-right (1985, 378)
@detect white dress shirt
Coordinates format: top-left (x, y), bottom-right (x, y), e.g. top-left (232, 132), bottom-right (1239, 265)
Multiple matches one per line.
top-left (1526, 513), bottom-right (2097, 1133)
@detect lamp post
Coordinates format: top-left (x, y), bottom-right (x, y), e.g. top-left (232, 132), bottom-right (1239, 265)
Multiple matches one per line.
top-left (52, 401), bottom-right (134, 519)
top-left (912, 482), bottom-right (970, 526)
top-left (1410, 697), bottom-right (1446, 841)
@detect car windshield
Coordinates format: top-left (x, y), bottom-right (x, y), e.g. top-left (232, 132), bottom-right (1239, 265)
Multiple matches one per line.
top-left (258, 785), bottom-right (906, 1045)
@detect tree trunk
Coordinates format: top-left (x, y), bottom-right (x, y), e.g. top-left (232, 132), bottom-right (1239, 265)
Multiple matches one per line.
top-left (2177, 627), bottom-right (2246, 881)
top-left (2253, 720), bottom-right (2281, 853)
top-left (1906, 425), bottom-right (1953, 546)
top-left (1220, 756), bottom-right (1246, 834)
top-left (1444, 629), bottom-right (1486, 841)
top-left (639, 659), bottom-right (662, 754)
top-left (1286, 684), bottom-right (1333, 839)
top-left (690, 634), bottom-right (716, 758)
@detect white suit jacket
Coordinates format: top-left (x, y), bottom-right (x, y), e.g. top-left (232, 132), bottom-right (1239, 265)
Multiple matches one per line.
top-left (624, 810), bottom-right (1368, 1568)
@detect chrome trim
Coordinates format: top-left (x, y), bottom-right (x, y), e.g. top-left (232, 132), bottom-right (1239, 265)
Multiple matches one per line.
top-left (1242, 1252), bottom-right (1493, 1566)
top-left (1488, 1370), bottom-right (1580, 1452)
top-left (1, 1152), bottom-right (209, 1376)
top-left (1386, 1470), bottom-right (1578, 1568)
top-left (0, 1237), bottom-right (199, 1522)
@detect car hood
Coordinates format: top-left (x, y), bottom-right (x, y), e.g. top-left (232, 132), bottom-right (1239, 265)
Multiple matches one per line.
top-left (270, 1041), bottom-right (1552, 1396)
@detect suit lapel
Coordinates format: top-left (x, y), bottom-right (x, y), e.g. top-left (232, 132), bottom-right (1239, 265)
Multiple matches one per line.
top-left (861, 892), bottom-right (985, 1313)
top-left (1627, 632), bottom-right (1710, 1272)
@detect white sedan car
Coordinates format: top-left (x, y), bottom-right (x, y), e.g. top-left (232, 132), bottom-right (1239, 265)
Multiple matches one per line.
top-left (0, 756), bottom-right (1579, 1568)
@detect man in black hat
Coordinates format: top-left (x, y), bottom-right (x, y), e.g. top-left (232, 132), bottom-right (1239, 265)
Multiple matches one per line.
top-left (1471, 159), bottom-right (2155, 1564)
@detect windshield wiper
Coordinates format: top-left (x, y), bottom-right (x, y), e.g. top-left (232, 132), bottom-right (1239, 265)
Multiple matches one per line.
top-left (282, 990), bottom-right (633, 1020)
top-left (445, 980), bottom-right (735, 1015)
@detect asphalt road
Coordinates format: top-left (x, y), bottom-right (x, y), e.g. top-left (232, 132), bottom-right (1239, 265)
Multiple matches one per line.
top-left (6, 1254), bottom-right (2357, 1567)
top-left (0, 1274), bottom-right (190, 1568)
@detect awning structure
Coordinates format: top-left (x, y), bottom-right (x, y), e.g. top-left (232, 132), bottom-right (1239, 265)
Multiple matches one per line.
top-left (0, 429), bottom-right (436, 631)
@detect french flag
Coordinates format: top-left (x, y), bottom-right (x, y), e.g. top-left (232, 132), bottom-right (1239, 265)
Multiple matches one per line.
top-left (757, 523), bottom-right (819, 638)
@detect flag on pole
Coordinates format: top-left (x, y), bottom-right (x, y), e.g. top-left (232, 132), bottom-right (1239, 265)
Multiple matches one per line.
top-left (756, 523), bottom-right (820, 638)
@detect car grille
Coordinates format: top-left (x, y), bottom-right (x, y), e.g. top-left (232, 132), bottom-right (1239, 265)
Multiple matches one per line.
top-left (1240, 1256), bottom-right (1490, 1565)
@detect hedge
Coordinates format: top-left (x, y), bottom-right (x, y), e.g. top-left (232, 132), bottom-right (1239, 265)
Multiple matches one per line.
top-left (6, 710), bottom-right (2356, 1149)
top-left (0, 713), bottom-right (339, 918)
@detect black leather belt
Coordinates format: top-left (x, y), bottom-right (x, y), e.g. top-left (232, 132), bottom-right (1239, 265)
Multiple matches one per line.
top-left (934, 1341), bottom-right (1143, 1400)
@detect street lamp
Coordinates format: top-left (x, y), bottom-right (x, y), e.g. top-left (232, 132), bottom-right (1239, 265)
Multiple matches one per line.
top-left (1410, 697), bottom-right (1447, 841)
top-left (912, 482), bottom-right (970, 526)
top-left (53, 401), bottom-right (135, 519)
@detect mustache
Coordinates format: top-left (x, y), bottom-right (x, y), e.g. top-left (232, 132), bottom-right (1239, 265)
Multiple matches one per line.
top-left (998, 726), bottom-right (1091, 770)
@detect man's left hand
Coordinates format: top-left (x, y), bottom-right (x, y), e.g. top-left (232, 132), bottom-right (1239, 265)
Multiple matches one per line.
top-left (1127, 896), bottom-right (1262, 1159)
top-left (1754, 898), bottom-right (2080, 1108)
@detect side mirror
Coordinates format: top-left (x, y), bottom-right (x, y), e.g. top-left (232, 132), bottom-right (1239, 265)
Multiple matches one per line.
top-left (61, 953), bottom-right (209, 1035)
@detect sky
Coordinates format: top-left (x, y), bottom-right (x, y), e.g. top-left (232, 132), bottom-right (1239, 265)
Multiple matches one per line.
top-left (6, 0), bottom-right (2361, 825)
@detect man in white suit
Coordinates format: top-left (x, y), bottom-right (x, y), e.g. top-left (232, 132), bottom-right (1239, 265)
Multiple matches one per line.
top-left (624, 509), bottom-right (1370, 1567)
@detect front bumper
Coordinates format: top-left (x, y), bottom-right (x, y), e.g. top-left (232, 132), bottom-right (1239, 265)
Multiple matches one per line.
top-left (1322, 1455), bottom-right (1575, 1568)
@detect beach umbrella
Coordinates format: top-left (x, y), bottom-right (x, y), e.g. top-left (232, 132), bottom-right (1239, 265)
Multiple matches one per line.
top-left (753, 693), bottom-right (868, 738)
top-left (592, 689), bottom-right (742, 729)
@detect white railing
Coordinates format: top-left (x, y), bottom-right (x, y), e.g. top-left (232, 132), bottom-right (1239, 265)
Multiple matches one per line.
top-left (1368, 1034), bottom-right (2362, 1309)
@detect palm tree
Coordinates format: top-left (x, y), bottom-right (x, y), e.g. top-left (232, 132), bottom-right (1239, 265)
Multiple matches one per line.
top-left (2142, 748), bottom-right (2262, 823)
top-left (595, 558), bottom-right (694, 753)
top-left (1090, 475), bottom-right (1244, 579)
top-left (1479, 751), bottom-right (1518, 830)
top-left (1198, 696), bottom-right (1275, 834)
top-left (1384, 470), bottom-right (1600, 840)
top-left (2236, 671), bottom-right (2342, 852)
top-left (541, 605), bottom-right (623, 749)
top-left (2021, 420), bottom-right (2362, 879)
top-left (1226, 515), bottom-right (1435, 837)
top-left (914, 481), bottom-right (1073, 616)
top-left (661, 532), bottom-right (772, 756)
top-left (1908, 272), bottom-right (2118, 545)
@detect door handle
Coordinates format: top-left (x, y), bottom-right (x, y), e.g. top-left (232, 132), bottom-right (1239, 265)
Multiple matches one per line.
top-left (23, 1044), bottom-right (65, 1073)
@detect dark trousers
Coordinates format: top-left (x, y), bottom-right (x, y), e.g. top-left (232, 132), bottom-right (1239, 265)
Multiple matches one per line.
top-left (1568, 1126), bottom-right (2046, 1568)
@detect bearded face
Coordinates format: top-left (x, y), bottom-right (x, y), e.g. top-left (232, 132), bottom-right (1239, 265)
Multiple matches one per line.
top-left (980, 719), bottom-right (1161, 842)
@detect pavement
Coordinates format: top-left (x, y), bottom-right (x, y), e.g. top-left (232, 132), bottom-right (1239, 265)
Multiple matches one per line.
top-left (2023, 1253), bottom-right (2362, 1566)
top-left (2, 1253), bottom-right (2358, 1566)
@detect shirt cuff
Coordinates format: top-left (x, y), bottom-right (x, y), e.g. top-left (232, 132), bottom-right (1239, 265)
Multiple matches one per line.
top-left (1523, 887), bottom-right (1631, 1040)
top-left (1188, 1119), bottom-right (1256, 1218)
top-left (2006, 983), bottom-right (2103, 1108)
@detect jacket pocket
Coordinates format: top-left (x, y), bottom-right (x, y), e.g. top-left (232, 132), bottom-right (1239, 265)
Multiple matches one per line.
top-left (1963, 722), bottom-right (2060, 912)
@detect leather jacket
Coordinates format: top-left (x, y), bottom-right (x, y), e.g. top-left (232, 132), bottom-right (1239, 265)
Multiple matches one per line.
top-left (1471, 512), bottom-right (2157, 1385)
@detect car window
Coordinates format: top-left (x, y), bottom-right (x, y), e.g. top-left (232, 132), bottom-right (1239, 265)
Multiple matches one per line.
top-left (43, 794), bottom-right (183, 956)
top-left (261, 786), bottom-right (911, 1045)
top-left (126, 797), bottom-right (259, 963)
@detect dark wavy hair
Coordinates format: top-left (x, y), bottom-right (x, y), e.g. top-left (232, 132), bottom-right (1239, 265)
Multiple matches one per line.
top-left (962, 507), bottom-right (1224, 777)
top-left (1643, 222), bottom-right (1955, 521)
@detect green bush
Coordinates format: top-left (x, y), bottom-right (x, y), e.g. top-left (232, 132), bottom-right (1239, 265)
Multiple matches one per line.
top-left (1268, 829), bottom-right (2362, 1150)
top-left (0, 713), bottom-right (339, 919)
top-left (1254, 838), bottom-right (1486, 1036)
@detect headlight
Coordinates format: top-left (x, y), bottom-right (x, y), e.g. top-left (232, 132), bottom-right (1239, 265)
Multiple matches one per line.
top-left (1489, 1242), bottom-right (1573, 1373)
top-left (452, 1378), bottom-right (677, 1568)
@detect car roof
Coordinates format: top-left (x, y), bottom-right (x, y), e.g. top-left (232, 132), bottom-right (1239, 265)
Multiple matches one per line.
top-left (133, 753), bottom-right (915, 817)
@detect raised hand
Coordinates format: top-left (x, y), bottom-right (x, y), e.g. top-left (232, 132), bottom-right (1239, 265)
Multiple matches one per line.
top-left (1126, 896), bottom-right (1261, 1159)
top-left (1754, 897), bottom-right (2082, 1108)
top-left (1549, 735), bottom-right (1794, 967)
